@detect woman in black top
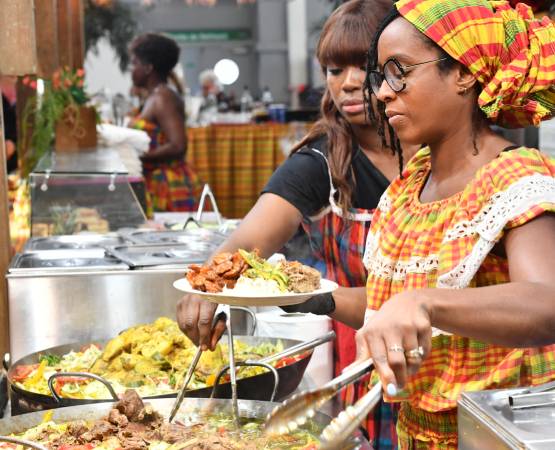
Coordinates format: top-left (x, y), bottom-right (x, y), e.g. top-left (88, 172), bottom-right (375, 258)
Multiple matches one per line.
top-left (177, 1), bottom-right (416, 447)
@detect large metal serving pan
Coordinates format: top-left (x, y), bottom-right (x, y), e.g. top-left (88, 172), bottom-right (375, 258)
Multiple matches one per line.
top-left (0, 397), bottom-right (372, 449)
top-left (122, 229), bottom-right (227, 247)
top-left (23, 235), bottom-right (128, 252)
top-left (6, 268), bottom-right (186, 361)
top-left (8, 250), bottom-right (128, 273)
top-left (105, 243), bottom-right (213, 267)
top-left (8, 336), bottom-right (312, 415)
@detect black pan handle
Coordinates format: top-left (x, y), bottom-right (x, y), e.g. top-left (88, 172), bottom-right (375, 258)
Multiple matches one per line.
top-left (0, 436), bottom-right (48, 450)
top-left (47, 372), bottom-right (118, 403)
top-left (209, 361), bottom-right (279, 402)
top-left (182, 217), bottom-right (202, 231)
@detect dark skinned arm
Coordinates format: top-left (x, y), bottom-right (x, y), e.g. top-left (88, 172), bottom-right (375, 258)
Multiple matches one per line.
top-left (354, 213), bottom-right (555, 391)
top-left (177, 193), bottom-right (303, 350)
top-left (176, 193), bottom-right (368, 350)
top-left (140, 91), bottom-right (186, 162)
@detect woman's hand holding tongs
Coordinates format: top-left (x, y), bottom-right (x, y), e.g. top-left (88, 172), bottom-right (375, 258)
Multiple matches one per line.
top-left (177, 294), bottom-right (227, 351)
top-left (351, 290), bottom-right (433, 395)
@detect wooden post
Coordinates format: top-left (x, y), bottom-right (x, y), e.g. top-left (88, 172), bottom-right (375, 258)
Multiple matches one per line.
top-left (57, 0), bottom-right (85, 70)
top-left (0, 0), bottom-right (45, 356)
top-left (36, 0), bottom-right (60, 78)
top-left (57, 0), bottom-right (72, 68)
top-left (0, 0), bottom-right (38, 75)
top-left (69, 0), bottom-right (85, 70)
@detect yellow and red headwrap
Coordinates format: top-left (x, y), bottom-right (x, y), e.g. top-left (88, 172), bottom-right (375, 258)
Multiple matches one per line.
top-left (395, 0), bottom-right (555, 128)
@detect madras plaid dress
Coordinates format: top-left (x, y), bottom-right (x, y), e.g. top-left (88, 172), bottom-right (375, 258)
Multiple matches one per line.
top-left (131, 118), bottom-right (203, 212)
top-left (302, 149), bottom-right (399, 450)
top-left (363, 147), bottom-right (555, 449)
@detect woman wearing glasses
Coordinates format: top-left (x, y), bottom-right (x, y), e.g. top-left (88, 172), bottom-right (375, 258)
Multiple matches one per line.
top-left (351, 0), bottom-right (555, 448)
top-left (177, 1), bottom-right (416, 448)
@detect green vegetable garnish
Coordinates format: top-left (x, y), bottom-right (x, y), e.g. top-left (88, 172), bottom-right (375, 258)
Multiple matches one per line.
top-left (39, 354), bottom-right (62, 366)
top-left (238, 249), bottom-right (289, 291)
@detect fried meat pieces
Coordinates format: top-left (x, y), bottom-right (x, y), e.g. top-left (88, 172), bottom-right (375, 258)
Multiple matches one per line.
top-left (186, 251), bottom-right (249, 293)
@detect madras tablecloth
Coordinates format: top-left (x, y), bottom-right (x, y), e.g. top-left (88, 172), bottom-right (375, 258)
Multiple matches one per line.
top-left (187, 123), bottom-right (306, 219)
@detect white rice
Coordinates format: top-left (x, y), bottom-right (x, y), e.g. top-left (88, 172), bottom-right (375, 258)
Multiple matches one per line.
top-left (224, 275), bottom-right (283, 296)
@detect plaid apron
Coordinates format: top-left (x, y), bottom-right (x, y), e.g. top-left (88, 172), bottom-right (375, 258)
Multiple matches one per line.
top-left (301, 149), bottom-right (398, 450)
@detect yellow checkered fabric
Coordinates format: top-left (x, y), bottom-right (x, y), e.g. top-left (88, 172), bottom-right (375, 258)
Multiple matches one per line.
top-left (364, 147), bottom-right (555, 446)
top-left (396, 0), bottom-right (555, 128)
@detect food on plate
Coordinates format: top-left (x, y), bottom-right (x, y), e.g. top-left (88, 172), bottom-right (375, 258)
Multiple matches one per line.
top-left (186, 249), bottom-right (321, 294)
top-left (280, 261), bottom-right (321, 293)
top-left (186, 251), bottom-right (248, 293)
top-left (12, 317), bottom-right (306, 400)
top-left (0, 390), bottom-right (320, 450)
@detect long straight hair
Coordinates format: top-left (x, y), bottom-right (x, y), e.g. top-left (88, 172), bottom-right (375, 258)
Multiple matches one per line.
top-left (290, 0), bottom-right (393, 212)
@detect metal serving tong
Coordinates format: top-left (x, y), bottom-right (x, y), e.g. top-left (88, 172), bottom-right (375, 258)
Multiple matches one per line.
top-left (265, 358), bottom-right (376, 435)
top-left (196, 184), bottom-right (222, 227)
top-left (319, 381), bottom-right (383, 449)
top-left (168, 307), bottom-right (227, 422)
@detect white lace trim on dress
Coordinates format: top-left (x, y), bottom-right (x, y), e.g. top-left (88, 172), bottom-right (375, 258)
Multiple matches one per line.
top-left (437, 174), bottom-right (555, 289)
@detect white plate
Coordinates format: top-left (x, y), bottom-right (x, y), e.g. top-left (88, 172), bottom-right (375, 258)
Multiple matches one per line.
top-left (173, 278), bottom-right (338, 307)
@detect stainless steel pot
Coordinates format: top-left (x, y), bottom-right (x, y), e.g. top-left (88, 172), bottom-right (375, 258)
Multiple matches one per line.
top-left (8, 336), bottom-right (313, 415)
top-left (0, 397), bottom-right (372, 449)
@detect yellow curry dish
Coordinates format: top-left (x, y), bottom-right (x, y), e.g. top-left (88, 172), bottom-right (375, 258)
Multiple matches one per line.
top-left (11, 317), bottom-right (302, 400)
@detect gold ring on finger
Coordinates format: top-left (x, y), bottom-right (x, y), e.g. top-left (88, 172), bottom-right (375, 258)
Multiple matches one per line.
top-left (388, 344), bottom-right (404, 353)
top-left (405, 346), bottom-right (424, 360)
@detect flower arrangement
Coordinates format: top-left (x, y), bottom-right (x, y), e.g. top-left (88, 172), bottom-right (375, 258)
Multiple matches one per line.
top-left (21, 67), bottom-right (98, 174)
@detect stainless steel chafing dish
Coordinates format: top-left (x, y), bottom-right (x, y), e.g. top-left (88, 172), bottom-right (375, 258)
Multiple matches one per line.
top-left (122, 228), bottom-right (227, 246)
top-left (105, 242), bottom-right (216, 268)
top-left (458, 381), bottom-right (555, 450)
top-left (6, 184), bottom-right (239, 362)
top-left (8, 249), bottom-right (129, 273)
top-left (23, 234), bottom-right (127, 252)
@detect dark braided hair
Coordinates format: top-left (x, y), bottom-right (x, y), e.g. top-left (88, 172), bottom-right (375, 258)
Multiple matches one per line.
top-left (364, 6), bottom-right (488, 169)
top-left (130, 33), bottom-right (180, 80)
top-left (364, 7), bottom-right (404, 175)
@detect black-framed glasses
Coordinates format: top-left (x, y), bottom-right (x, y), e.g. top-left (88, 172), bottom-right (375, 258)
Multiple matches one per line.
top-left (369, 57), bottom-right (448, 96)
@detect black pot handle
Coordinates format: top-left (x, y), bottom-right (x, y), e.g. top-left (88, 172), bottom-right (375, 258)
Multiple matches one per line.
top-left (182, 217), bottom-right (202, 231)
top-left (210, 361), bottom-right (279, 402)
top-left (47, 372), bottom-right (118, 403)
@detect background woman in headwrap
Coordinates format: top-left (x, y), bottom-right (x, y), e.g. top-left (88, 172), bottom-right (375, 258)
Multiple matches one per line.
top-left (352, 0), bottom-right (555, 448)
top-left (128, 33), bottom-right (202, 212)
top-left (176, 1), bottom-right (417, 448)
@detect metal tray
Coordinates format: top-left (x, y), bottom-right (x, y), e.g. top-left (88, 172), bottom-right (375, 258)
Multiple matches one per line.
top-left (23, 235), bottom-right (126, 252)
top-left (122, 229), bottom-right (226, 246)
top-left (105, 243), bottom-right (210, 268)
top-left (8, 249), bottom-right (129, 273)
top-left (458, 382), bottom-right (555, 450)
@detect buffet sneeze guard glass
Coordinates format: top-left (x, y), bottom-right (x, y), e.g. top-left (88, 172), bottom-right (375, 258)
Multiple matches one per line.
top-left (29, 149), bottom-right (147, 236)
